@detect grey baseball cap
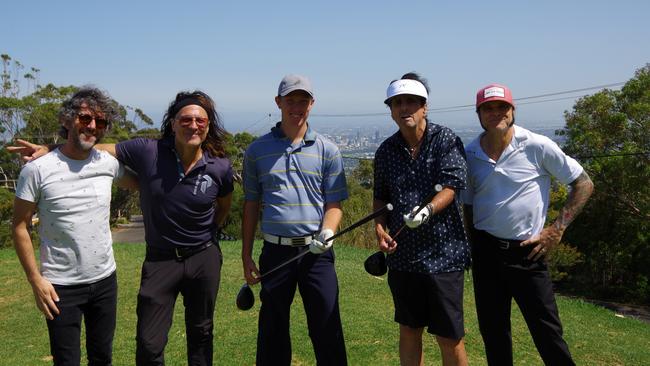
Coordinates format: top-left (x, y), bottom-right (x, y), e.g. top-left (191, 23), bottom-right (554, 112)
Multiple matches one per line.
top-left (277, 74), bottom-right (314, 97)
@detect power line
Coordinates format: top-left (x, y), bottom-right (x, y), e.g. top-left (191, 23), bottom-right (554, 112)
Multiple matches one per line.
top-left (311, 82), bottom-right (626, 118)
top-left (342, 151), bottom-right (650, 161)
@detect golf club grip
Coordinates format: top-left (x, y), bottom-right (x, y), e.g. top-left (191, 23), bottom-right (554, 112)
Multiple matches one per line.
top-left (326, 203), bottom-right (392, 243)
top-left (410, 183), bottom-right (443, 218)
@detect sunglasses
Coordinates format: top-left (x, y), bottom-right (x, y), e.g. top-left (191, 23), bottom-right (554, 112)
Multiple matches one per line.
top-left (77, 114), bottom-right (108, 130)
top-left (177, 116), bottom-right (210, 128)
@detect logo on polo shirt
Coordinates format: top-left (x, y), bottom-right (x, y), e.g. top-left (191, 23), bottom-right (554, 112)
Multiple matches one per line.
top-left (193, 174), bottom-right (213, 195)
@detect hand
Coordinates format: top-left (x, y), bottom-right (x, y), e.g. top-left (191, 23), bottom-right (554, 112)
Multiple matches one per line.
top-left (29, 276), bottom-right (60, 320)
top-left (375, 225), bottom-right (397, 254)
top-left (403, 203), bottom-right (433, 229)
top-left (242, 255), bottom-right (261, 285)
top-left (6, 139), bottom-right (49, 162)
top-left (521, 225), bottom-right (564, 261)
top-left (309, 229), bottom-right (334, 254)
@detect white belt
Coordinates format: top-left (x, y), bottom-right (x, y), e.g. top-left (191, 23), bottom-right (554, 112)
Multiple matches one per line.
top-left (263, 233), bottom-right (314, 246)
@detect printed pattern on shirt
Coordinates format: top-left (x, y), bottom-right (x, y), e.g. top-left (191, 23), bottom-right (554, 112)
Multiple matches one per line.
top-left (374, 122), bottom-right (470, 274)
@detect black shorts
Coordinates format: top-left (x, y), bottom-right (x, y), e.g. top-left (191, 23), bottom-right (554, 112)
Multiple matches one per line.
top-left (388, 269), bottom-right (465, 339)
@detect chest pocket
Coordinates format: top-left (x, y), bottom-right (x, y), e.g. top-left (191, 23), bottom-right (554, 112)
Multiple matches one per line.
top-left (92, 179), bottom-right (113, 207)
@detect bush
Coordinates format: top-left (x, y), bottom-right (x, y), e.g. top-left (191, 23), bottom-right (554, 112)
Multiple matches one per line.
top-left (547, 242), bottom-right (583, 282)
top-left (0, 187), bottom-right (14, 248)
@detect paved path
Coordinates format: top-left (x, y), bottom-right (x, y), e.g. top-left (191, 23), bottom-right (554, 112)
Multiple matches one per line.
top-left (112, 226), bottom-right (145, 243)
top-left (112, 215), bottom-right (145, 243)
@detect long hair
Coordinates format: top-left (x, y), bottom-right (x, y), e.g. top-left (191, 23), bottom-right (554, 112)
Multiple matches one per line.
top-left (160, 91), bottom-right (227, 158)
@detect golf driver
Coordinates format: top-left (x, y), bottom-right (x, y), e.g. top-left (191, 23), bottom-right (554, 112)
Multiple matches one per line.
top-left (236, 203), bottom-right (394, 310)
top-left (364, 184), bottom-right (443, 276)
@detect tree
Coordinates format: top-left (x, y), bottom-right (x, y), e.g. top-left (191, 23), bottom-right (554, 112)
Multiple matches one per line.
top-left (558, 64), bottom-right (650, 303)
top-left (0, 55), bottom-right (155, 231)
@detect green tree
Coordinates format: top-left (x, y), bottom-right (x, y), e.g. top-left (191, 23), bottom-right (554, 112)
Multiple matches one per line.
top-left (558, 64), bottom-right (650, 303)
top-left (0, 55), bottom-right (154, 230)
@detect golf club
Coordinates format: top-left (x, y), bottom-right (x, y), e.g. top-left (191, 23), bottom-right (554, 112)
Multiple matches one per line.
top-left (236, 203), bottom-right (394, 310)
top-left (364, 184), bottom-right (443, 276)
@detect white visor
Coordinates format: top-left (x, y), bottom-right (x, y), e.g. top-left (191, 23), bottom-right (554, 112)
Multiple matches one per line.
top-left (385, 79), bottom-right (428, 104)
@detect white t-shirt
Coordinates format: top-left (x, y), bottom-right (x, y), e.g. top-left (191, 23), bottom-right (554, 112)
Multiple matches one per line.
top-left (463, 125), bottom-right (583, 240)
top-left (15, 148), bottom-right (123, 285)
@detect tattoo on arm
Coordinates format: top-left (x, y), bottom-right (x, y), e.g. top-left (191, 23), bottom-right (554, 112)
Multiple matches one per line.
top-left (554, 171), bottom-right (594, 231)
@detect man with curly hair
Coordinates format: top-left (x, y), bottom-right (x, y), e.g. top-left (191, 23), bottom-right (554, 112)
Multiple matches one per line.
top-left (12, 87), bottom-right (129, 366)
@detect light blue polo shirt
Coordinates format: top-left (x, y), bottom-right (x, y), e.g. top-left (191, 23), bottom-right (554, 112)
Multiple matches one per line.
top-left (243, 122), bottom-right (348, 237)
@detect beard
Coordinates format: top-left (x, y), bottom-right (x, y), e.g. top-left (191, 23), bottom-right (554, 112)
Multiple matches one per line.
top-left (70, 127), bottom-right (101, 151)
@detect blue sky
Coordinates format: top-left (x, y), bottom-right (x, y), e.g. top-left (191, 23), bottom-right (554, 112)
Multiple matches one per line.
top-left (3, 0), bottom-right (649, 134)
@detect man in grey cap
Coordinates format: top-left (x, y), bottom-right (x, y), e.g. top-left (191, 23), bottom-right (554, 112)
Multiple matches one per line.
top-left (241, 74), bottom-right (349, 365)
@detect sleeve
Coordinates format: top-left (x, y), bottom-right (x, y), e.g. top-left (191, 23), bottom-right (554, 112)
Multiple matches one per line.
top-left (115, 161), bottom-right (125, 181)
top-left (115, 138), bottom-right (150, 174)
top-left (103, 152), bottom-right (124, 182)
top-left (373, 145), bottom-right (389, 202)
top-left (460, 174), bottom-right (474, 205)
top-left (322, 143), bottom-right (348, 203)
top-left (218, 160), bottom-right (234, 197)
top-left (242, 148), bottom-right (261, 201)
top-left (539, 136), bottom-right (583, 185)
top-left (437, 133), bottom-right (468, 191)
top-left (15, 163), bottom-right (40, 203)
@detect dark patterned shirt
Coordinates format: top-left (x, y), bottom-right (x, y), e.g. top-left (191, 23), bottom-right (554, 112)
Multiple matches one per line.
top-left (374, 122), bottom-right (470, 274)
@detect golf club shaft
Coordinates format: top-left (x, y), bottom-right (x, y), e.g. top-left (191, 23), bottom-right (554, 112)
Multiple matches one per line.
top-left (389, 184), bottom-right (443, 242)
top-left (327, 202), bottom-right (393, 242)
top-left (259, 203), bottom-right (394, 280)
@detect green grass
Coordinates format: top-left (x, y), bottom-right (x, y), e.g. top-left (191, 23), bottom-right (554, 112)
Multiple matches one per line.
top-left (1, 242), bottom-right (649, 365)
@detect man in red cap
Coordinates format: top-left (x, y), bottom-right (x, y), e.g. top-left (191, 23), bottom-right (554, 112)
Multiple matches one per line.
top-left (463, 84), bottom-right (594, 365)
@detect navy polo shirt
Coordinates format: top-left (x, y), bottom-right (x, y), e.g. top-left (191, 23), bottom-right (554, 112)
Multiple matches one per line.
top-left (116, 137), bottom-right (234, 249)
top-left (373, 122), bottom-right (470, 274)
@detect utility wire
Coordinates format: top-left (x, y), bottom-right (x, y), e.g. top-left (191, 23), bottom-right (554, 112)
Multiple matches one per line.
top-left (310, 82), bottom-right (626, 118)
top-left (342, 151), bottom-right (650, 161)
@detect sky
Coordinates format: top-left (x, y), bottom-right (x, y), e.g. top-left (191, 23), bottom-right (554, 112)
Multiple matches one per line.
top-left (2, 0), bottom-right (649, 135)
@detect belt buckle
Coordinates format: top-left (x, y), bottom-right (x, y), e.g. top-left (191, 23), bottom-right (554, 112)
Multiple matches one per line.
top-left (497, 240), bottom-right (510, 250)
top-left (174, 247), bottom-right (184, 259)
top-left (290, 237), bottom-right (305, 246)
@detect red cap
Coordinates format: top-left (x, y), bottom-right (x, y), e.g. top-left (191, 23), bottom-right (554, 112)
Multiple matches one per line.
top-left (476, 84), bottom-right (514, 111)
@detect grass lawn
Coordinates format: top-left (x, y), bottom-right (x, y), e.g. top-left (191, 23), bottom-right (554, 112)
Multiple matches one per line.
top-left (1, 241), bottom-right (649, 365)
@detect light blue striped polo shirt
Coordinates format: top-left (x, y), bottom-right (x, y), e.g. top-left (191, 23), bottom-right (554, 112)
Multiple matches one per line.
top-left (243, 122), bottom-right (348, 236)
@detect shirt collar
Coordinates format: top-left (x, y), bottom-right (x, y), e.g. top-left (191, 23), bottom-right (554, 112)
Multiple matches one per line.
top-left (389, 121), bottom-right (439, 148)
top-left (271, 121), bottom-right (316, 142)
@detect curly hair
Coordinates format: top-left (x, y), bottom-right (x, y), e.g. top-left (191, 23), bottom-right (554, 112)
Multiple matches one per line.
top-left (160, 91), bottom-right (227, 158)
top-left (58, 86), bottom-right (119, 139)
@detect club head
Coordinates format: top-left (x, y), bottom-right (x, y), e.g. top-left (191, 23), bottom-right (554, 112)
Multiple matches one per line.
top-left (364, 251), bottom-right (387, 276)
top-left (236, 283), bottom-right (255, 311)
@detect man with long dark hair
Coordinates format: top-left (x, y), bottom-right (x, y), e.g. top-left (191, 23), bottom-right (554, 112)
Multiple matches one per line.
top-left (115, 91), bottom-right (233, 365)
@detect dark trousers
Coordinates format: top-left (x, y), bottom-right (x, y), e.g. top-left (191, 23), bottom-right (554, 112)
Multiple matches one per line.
top-left (471, 230), bottom-right (575, 366)
top-left (136, 244), bottom-right (222, 366)
top-left (256, 242), bottom-right (347, 366)
top-left (47, 272), bottom-right (117, 366)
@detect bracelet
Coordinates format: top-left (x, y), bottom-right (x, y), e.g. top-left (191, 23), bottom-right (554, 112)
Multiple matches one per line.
top-left (426, 202), bottom-right (436, 215)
